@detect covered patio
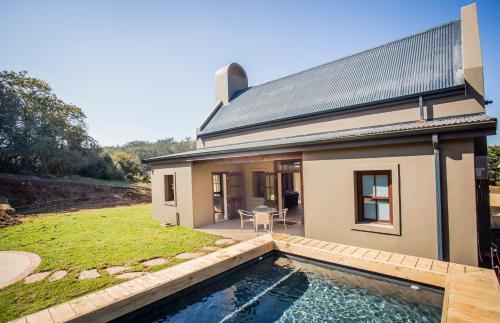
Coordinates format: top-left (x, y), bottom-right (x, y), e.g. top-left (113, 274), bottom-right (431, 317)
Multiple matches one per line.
top-left (196, 214), bottom-right (304, 241)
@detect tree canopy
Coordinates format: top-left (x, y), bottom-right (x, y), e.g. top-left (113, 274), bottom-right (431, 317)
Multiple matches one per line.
top-left (0, 71), bottom-right (195, 182)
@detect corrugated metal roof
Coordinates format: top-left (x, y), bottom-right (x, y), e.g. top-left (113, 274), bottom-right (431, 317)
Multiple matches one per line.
top-left (200, 20), bottom-right (464, 136)
top-left (145, 114), bottom-right (495, 163)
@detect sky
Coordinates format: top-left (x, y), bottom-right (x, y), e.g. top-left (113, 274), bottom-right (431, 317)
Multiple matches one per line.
top-left (1, 0), bottom-right (499, 146)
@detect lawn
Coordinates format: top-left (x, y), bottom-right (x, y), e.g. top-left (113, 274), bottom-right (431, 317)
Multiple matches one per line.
top-left (0, 204), bottom-right (224, 322)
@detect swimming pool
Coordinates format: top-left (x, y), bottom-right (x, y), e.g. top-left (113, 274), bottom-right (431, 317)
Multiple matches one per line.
top-left (116, 253), bottom-right (443, 322)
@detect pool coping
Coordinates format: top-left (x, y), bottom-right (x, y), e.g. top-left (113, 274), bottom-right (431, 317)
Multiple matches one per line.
top-left (10, 234), bottom-right (500, 323)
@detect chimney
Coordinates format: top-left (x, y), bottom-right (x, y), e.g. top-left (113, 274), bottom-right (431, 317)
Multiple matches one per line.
top-left (214, 63), bottom-right (248, 105)
top-left (461, 3), bottom-right (484, 98)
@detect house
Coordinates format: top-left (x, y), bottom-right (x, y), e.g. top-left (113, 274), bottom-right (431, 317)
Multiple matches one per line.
top-left (143, 3), bottom-right (495, 266)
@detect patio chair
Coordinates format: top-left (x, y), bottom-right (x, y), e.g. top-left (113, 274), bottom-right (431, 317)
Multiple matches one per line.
top-left (272, 208), bottom-right (289, 230)
top-left (254, 212), bottom-right (273, 235)
top-left (238, 209), bottom-right (255, 232)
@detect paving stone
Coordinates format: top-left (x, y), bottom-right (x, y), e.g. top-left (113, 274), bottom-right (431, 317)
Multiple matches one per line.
top-left (115, 272), bottom-right (147, 279)
top-left (48, 270), bottom-right (68, 282)
top-left (24, 271), bottom-right (50, 284)
top-left (175, 252), bottom-right (205, 259)
top-left (105, 266), bottom-right (131, 275)
top-left (78, 269), bottom-right (101, 280)
top-left (215, 238), bottom-right (236, 246)
top-left (202, 246), bottom-right (222, 252)
top-left (141, 257), bottom-right (167, 267)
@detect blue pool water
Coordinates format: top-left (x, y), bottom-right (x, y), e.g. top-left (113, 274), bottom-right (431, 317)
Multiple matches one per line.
top-left (118, 253), bottom-right (443, 322)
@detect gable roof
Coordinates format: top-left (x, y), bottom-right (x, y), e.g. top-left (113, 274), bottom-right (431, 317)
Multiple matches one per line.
top-left (145, 114), bottom-right (495, 163)
top-left (200, 20), bottom-right (464, 136)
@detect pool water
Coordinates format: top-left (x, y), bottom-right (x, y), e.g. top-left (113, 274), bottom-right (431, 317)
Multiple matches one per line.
top-left (118, 254), bottom-right (443, 322)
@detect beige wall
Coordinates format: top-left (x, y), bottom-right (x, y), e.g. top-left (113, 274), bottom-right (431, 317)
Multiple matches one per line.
top-left (191, 162), bottom-right (244, 227)
top-left (200, 96), bottom-right (483, 148)
top-left (462, 3), bottom-right (484, 96)
top-left (441, 140), bottom-right (478, 265)
top-left (150, 162), bottom-right (194, 227)
top-left (302, 139), bottom-right (478, 265)
top-left (242, 161), bottom-right (275, 209)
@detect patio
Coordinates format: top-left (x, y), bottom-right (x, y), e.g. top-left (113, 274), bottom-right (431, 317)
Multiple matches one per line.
top-left (196, 215), bottom-right (304, 241)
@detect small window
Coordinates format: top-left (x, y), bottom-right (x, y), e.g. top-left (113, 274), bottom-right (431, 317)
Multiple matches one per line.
top-left (356, 171), bottom-right (392, 224)
top-left (252, 171), bottom-right (265, 198)
top-left (264, 173), bottom-right (276, 202)
top-left (212, 174), bottom-right (223, 197)
top-left (164, 174), bottom-right (176, 204)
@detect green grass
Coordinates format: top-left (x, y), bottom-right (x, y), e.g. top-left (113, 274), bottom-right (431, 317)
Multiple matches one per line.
top-left (0, 204), bottom-right (222, 322)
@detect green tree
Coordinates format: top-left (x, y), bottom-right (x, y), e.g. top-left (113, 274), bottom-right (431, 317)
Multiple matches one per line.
top-left (0, 71), bottom-right (97, 175)
top-left (111, 151), bottom-right (147, 182)
top-left (488, 146), bottom-right (500, 186)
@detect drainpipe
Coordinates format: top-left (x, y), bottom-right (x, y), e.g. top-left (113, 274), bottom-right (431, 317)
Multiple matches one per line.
top-left (432, 134), bottom-right (444, 261)
top-left (419, 96), bottom-right (425, 120)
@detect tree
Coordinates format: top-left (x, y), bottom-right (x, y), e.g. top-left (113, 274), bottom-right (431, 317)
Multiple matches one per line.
top-left (488, 146), bottom-right (500, 186)
top-left (0, 71), bottom-right (97, 175)
top-left (0, 70), bottom-right (195, 182)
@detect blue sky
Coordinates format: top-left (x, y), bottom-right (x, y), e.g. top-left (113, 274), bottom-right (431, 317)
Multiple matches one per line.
top-left (1, 0), bottom-right (499, 146)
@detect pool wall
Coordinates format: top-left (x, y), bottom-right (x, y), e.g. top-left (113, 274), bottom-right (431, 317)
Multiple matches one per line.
top-left (12, 234), bottom-right (500, 323)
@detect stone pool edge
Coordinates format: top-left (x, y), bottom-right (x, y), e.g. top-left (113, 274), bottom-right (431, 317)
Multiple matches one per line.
top-left (10, 233), bottom-right (500, 323)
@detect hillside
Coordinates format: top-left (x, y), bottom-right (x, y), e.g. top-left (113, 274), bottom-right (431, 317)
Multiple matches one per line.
top-left (0, 173), bottom-right (151, 215)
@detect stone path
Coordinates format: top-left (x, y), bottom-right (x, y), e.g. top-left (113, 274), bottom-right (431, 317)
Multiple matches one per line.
top-left (48, 270), bottom-right (68, 282)
top-left (105, 266), bottom-right (131, 275)
top-left (215, 238), bottom-right (236, 246)
top-left (2, 244), bottom-right (232, 288)
top-left (141, 258), bottom-right (167, 267)
top-left (202, 246), bottom-right (222, 252)
top-left (78, 269), bottom-right (100, 280)
top-left (24, 271), bottom-right (50, 284)
top-left (175, 252), bottom-right (205, 259)
top-left (0, 251), bottom-right (41, 288)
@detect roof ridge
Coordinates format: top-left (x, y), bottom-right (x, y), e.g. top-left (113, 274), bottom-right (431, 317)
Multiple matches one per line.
top-left (239, 19), bottom-right (461, 94)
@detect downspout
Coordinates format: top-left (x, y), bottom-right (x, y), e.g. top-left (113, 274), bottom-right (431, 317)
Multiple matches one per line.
top-left (432, 134), bottom-right (444, 261)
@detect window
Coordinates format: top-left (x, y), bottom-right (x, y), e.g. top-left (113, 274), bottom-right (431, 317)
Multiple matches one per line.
top-left (164, 174), bottom-right (176, 204)
top-left (252, 171), bottom-right (265, 197)
top-left (212, 174), bottom-right (223, 197)
top-left (277, 160), bottom-right (301, 172)
top-left (264, 173), bottom-right (276, 202)
top-left (356, 171), bottom-right (392, 224)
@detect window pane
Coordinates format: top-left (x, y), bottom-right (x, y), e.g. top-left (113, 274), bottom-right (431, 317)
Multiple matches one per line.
top-left (362, 175), bottom-right (374, 196)
top-left (363, 200), bottom-right (377, 219)
top-left (166, 175), bottom-right (175, 202)
top-left (375, 175), bottom-right (389, 197)
top-left (377, 200), bottom-right (390, 221)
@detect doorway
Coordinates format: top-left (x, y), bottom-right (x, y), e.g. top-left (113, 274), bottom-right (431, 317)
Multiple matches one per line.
top-left (276, 160), bottom-right (304, 223)
top-left (212, 172), bottom-right (243, 222)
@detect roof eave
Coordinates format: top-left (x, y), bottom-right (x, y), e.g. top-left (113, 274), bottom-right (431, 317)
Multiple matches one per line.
top-left (143, 117), bottom-right (496, 165)
top-left (198, 85), bottom-right (466, 139)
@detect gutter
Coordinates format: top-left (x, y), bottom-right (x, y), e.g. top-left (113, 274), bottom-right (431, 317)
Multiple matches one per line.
top-left (198, 85), bottom-right (466, 139)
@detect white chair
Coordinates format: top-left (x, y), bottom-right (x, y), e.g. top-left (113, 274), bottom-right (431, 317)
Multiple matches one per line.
top-left (238, 209), bottom-right (255, 232)
top-left (254, 212), bottom-right (273, 234)
top-left (273, 208), bottom-right (289, 231)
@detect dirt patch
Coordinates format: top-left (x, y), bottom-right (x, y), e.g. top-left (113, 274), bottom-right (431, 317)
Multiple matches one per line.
top-left (0, 173), bottom-right (151, 214)
top-left (0, 196), bottom-right (20, 228)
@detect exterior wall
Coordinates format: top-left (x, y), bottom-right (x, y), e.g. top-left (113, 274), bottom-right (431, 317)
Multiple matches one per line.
top-left (150, 162), bottom-right (194, 227)
top-left (461, 3), bottom-right (484, 96)
top-left (242, 161), bottom-right (275, 209)
top-left (200, 96), bottom-right (483, 148)
top-left (302, 139), bottom-right (478, 265)
top-left (191, 162), bottom-right (244, 228)
top-left (441, 139), bottom-right (478, 265)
